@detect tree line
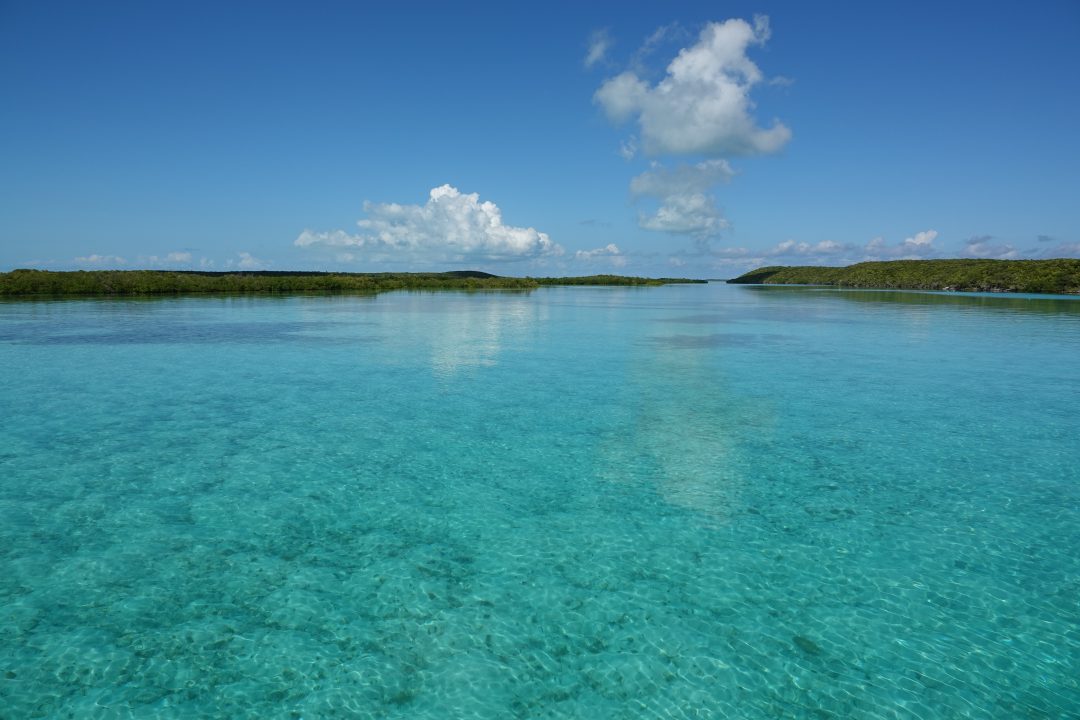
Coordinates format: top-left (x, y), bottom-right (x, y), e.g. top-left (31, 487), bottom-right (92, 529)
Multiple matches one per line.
top-left (0, 270), bottom-right (704, 296)
top-left (727, 259), bottom-right (1080, 295)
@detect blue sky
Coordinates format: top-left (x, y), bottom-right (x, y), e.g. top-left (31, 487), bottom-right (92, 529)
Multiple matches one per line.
top-left (2, 1), bottom-right (1078, 277)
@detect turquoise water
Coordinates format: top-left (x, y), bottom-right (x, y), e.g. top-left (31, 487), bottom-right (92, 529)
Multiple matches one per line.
top-left (1, 284), bottom-right (1078, 718)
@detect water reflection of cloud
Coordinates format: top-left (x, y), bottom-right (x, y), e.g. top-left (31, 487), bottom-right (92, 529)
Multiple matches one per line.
top-left (597, 329), bottom-right (776, 524)
top-left (429, 296), bottom-right (539, 378)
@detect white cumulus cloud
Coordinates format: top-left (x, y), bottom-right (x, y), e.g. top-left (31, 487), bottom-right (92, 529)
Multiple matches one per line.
top-left (631, 160), bottom-right (734, 237)
top-left (594, 16), bottom-right (791, 156)
top-left (296, 185), bottom-right (562, 263)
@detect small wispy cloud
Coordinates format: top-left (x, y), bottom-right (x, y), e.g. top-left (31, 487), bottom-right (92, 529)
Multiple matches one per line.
top-left (74, 254), bottom-right (126, 266)
top-left (960, 235), bottom-right (1018, 260)
top-left (865, 230), bottom-right (939, 259)
top-left (139, 251), bottom-right (194, 267)
top-left (574, 243), bottom-right (627, 268)
top-left (697, 229), bottom-right (1080, 273)
top-left (584, 28), bottom-right (613, 69)
top-left (629, 22), bottom-right (687, 75)
top-left (682, 229), bottom-right (942, 270)
top-left (235, 252), bottom-right (268, 270)
top-left (767, 239), bottom-right (849, 259)
top-left (1034, 240), bottom-right (1080, 258)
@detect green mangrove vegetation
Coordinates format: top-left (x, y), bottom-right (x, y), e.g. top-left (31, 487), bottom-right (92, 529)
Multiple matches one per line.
top-left (0, 269), bottom-right (705, 297)
top-left (727, 259), bottom-right (1080, 295)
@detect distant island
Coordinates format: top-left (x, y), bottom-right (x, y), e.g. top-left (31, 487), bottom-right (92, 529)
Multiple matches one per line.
top-left (727, 259), bottom-right (1080, 295)
top-left (0, 269), bottom-right (706, 297)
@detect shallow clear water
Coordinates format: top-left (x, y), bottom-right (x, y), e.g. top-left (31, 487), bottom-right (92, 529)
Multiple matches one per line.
top-left (1, 284), bottom-right (1078, 719)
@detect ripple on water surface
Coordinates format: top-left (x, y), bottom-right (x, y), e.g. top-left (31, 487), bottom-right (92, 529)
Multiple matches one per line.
top-left (0, 286), bottom-right (1078, 718)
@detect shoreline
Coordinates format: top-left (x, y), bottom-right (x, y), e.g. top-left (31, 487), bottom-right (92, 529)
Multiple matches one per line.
top-left (0, 269), bottom-right (706, 297)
